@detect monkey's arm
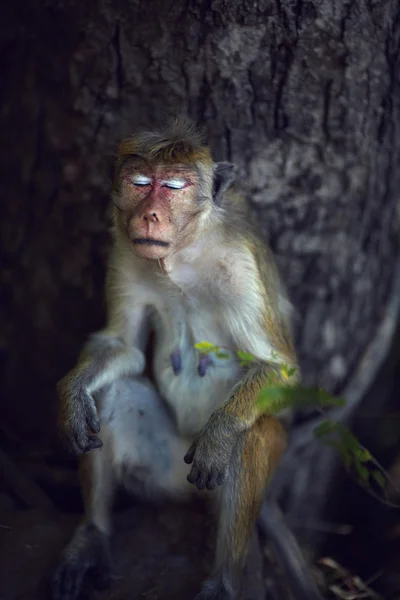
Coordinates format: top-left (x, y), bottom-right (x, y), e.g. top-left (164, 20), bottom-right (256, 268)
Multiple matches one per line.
top-left (185, 246), bottom-right (299, 490)
top-left (58, 265), bottom-right (147, 455)
top-left (217, 239), bottom-right (300, 429)
top-left (184, 361), bottom-right (296, 490)
top-left (211, 344), bottom-right (300, 433)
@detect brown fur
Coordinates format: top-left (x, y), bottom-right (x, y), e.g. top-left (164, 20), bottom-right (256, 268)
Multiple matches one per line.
top-left (116, 117), bottom-right (213, 170)
top-left (231, 414), bottom-right (287, 564)
top-left (221, 362), bottom-right (300, 430)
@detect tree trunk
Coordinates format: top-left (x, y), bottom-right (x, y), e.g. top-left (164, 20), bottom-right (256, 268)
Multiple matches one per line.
top-left (1, 0), bottom-right (399, 546)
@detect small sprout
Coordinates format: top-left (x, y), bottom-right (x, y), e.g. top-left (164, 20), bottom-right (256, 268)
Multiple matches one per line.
top-left (235, 350), bottom-right (257, 368)
top-left (194, 341), bottom-right (218, 354)
top-left (280, 364), bottom-right (297, 380)
top-left (216, 351), bottom-right (230, 360)
top-left (236, 350), bottom-right (257, 362)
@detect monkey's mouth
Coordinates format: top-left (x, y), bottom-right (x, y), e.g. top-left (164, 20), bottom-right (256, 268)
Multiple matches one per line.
top-left (132, 238), bottom-right (170, 247)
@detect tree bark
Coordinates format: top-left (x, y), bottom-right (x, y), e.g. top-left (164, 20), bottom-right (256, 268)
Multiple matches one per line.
top-left (1, 0), bottom-right (399, 542)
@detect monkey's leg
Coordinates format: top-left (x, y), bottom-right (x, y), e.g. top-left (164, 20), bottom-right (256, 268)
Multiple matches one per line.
top-left (52, 376), bottom-right (193, 600)
top-left (196, 415), bottom-right (287, 600)
top-left (52, 436), bottom-right (115, 600)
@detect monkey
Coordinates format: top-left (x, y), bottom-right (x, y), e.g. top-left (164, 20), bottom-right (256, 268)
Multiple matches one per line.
top-left (51, 118), bottom-right (300, 600)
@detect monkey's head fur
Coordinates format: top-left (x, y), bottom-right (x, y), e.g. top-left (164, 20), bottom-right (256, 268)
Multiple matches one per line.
top-left (112, 118), bottom-right (236, 260)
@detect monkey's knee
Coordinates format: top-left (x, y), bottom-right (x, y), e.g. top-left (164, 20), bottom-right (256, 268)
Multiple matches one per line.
top-left (51, 523), bottom-right (111, 600)
top-left (95, 377), bottom-right (195, 499)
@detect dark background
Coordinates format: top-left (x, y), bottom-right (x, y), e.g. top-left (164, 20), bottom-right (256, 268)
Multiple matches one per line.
top-left (1, 1), bottom-right (400, 599)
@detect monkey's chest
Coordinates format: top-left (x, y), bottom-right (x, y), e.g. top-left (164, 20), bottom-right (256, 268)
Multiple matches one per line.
top-left (153, 298), bottom-right (242, 437)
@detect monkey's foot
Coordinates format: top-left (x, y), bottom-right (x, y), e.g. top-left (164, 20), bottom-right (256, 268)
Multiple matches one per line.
top-left (194, 576), bottom-right (237, 600)
top-left (51, 523), bottom-right (111, 600)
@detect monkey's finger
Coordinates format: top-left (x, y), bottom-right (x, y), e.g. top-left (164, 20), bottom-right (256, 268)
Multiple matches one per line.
top-left (195, 468), bottom-right (209, 490)
top-left (67, 428), bottom-right (102, 455)
top-left (184, 443), bottom-right (196, 464)
top-left (216, 469), bottom-right (228, 486)
top-left (206, 470), bottom-right (218, 490)
top-left (65, 432), bottom-right (87, 456)
top-left (187, 464), bottom-right (200, 484)
top-left (89, 419), bottom-right (101, 434)
top-left (85, 403), bottom-right (101, 434)
top-left (83, 435), bottom-right (103, 453)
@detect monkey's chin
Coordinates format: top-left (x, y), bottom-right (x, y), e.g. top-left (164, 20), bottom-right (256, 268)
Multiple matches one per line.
top-left (131, 241), bottom-right (170, 260)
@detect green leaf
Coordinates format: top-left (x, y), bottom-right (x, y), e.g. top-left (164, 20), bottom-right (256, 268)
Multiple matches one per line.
top-left (256, 387), bottom-right (287, 413)
top-left (355, 446), bottom-right (372, 463)
top-left (354, 462), bottom-right (370, 484)
top-left (323, 439), bottom-right (354, 470)
top-left (312, 420), bottom-right (384, 492)
top-left (236, 350), bottom-right (257, 363)
top-left (194, 341), bottom-right (218, 353)
top-left (280, 365), bottom-right (289, 378)
top-left (257, 385), bottom-right (345, 414)
top-left (314, 388), bottom-right (346, 408)
top-left (314, 420), bottom-right (336, 437)
top-left (372, 470), bottom-right (386, 489)
top-left (280, 364), bottom-right (298, 381)
top-left (216, 352), bottom-right (230, 360)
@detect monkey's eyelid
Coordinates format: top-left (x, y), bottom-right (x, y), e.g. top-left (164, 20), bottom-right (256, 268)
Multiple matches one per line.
top-left (130, 175), bottom-right (152, 185)
top-left (162, 179), bottom-right (186, 189)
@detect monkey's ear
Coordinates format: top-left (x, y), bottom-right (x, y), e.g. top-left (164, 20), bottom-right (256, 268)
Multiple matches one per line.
top-left (212, 162), bottom-right (237, 206)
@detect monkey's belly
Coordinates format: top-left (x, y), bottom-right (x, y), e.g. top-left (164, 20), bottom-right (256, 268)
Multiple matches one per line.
top-left (154, 348), bottom-right (242, 438)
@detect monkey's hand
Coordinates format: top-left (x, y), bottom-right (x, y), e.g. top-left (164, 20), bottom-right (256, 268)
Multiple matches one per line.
top-left (58, 373), bottom-right (103, 455)
top-left (184, 414), bottom-right (239, 490)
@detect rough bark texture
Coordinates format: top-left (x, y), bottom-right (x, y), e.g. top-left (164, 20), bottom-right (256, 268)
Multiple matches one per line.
top-left (1, 0), bottom-right (399, 443)
top-left (1, 0), bottom-right (400, 582)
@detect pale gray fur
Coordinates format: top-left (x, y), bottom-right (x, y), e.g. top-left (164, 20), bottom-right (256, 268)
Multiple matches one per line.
top-left (90, 376), bottom-right (195, 523)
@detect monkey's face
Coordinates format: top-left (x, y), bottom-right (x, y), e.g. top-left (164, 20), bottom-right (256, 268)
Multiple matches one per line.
top-left (115, 159), bottom-right (206, 260)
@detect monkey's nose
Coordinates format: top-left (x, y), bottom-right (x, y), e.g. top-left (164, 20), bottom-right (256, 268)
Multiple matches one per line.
top-left (143, 212), bottom-right (159, 223)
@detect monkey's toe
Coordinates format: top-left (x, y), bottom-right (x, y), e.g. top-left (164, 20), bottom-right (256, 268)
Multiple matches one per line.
top-left (51, 555), bottom-right (111, 600)
top-left (194, 579), bottom-right (236, 600)
top-left (51, 561), bottom-right (88, 600)
top-left (90, 563), bottom-right (112, 591)
top-left (51, 523), bottom-right (111, 600)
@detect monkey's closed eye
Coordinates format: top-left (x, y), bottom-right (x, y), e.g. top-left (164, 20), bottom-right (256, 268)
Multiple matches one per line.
top-left (130, 174), bottom-right (152, 186)
top-left (162, 178), bottom-right (186, 190)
